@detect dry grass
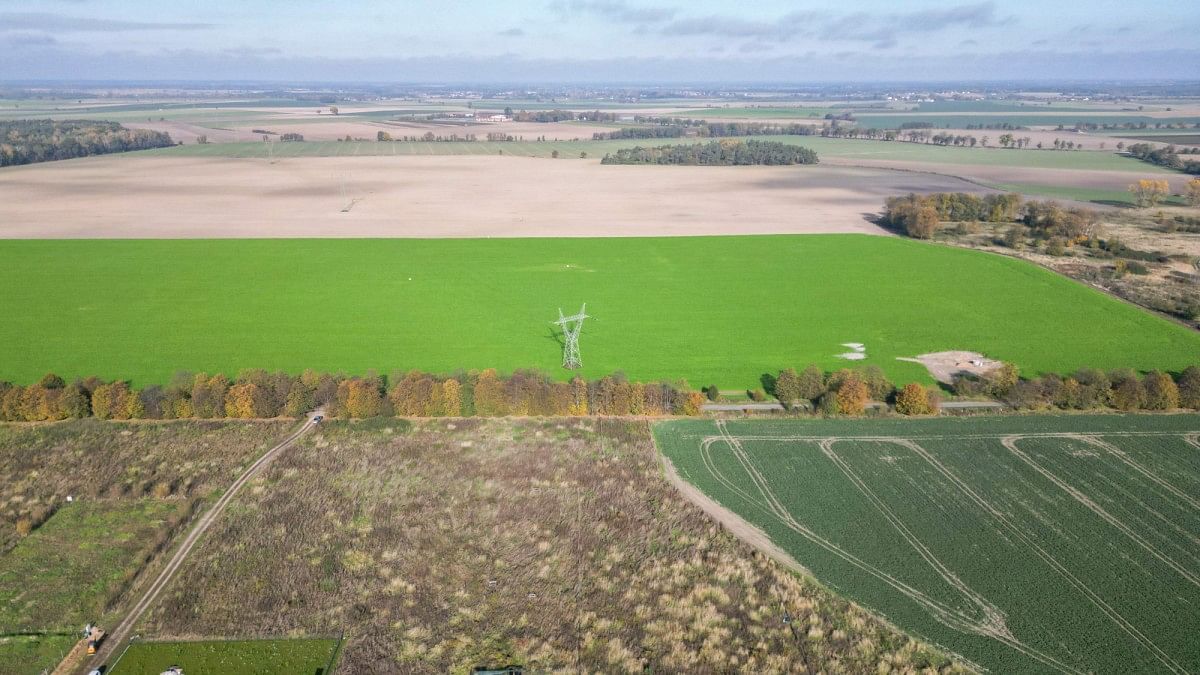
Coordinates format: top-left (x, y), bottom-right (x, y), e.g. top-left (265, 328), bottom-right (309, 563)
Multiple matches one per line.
top-left (140, 419), bottom-right (964, 673)
top-left (0, 419), bottom-right (291, 552)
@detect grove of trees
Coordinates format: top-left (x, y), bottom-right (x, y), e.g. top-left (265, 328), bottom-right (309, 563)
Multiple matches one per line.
top-left (601, 140), bottom-right (818, 166)
top-left (0, 119), bottom-right (175, 166)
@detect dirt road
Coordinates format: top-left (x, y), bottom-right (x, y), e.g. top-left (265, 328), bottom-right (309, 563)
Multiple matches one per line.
top-left (81, 412), bottom-right (322, 672)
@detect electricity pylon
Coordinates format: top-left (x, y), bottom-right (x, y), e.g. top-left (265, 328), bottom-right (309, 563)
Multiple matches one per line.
top-left (553, 304), bottom-right (588, 370)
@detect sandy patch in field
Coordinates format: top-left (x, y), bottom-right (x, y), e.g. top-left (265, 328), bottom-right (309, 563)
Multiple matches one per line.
top-left (0, 155), bottom-right (993, 238)
top-left (898, 351), bottom-right (1002, 384)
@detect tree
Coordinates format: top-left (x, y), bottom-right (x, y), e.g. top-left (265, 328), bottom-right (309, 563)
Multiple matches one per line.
top-left (987, 362), bottom-right (1020, 398)
top-left (1142, 371), bottom-right (1180, 410)
top-left (377, 131), bottom-right (393, 142)
top-left (1109, 369), bottom-right (1144, 410)
top-left (474, 369), bottom-right (507, 416)
top-left (330, 106), bottom-right (339, 115)
top-left (442, 379), bottom-right (462, 417)
top-left (1129, 179), bottom-right (1170, 208)
top-left (774, 368), bottom-right (801, 405)
top-left (1186, 178), bottom-right (1200, 207)
top-left (834, 375), bottom-right (869, 416)
top-left (551, 150), bottom-right (559, 158)
top-left (861, 365), bottom-right (894, 401)
top-left (1178, 366), bottom-right (1200, 409)
top-left (895, 383), bottom-right (935, 415)
top-left (676, 391), bottom-right (706, 416)
top-left (796, 365), bottom-right (825, 402)
top-left (568, 377), bottom-right (588, 415)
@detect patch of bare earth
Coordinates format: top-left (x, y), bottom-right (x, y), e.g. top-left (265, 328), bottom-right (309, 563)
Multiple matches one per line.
top-left (898, 351), bottom-right (1003, 384)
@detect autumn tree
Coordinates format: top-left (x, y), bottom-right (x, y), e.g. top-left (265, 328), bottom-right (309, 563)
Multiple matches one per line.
top-left (1187, 178), bottom-right (1200, 207)
top-left (1142, 371), bottom-right (1180, 410)
top-left (442, 378), bottom-right (462, 416)
top-left (1178, 366), bottom-right (1200, 408)
top-left (1109, 369), bottom-right (1144, 411)
top-left (894, 383), bottom-right (935, 415)
top-left (1128, 179), bottom-right (1170, 208)
top-left (676, 390), bottom-right (706, 416)
top-left (774, 368), bottom-right (801, 405)
top-left (986, 362), bottom-right (1020, 398)
top-left (834, 375), bottom-right (869, 416)
top-left (568, 377), bottom-right (589, 415)
top-left (473, 369), bottom-right (508, 417)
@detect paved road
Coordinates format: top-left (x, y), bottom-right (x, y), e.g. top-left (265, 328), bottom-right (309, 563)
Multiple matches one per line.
top-left (82, 412), bottom-right (322, 673)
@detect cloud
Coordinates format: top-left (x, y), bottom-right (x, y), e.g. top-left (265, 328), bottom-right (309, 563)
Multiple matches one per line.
top-left (497, 27), bottom-right (525, 37)
top-left (0, 31), bottom-right (57, 46)
top-left (221, 46), bottom-right (282, 57)
top-left (0, 12), bottom-right (213, 32)
top-left (659, 2), bottom-right (1010, 49)
top-left (549, 0), bottom-right (677, 24)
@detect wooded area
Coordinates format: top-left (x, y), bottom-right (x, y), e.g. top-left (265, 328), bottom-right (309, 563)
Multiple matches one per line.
top-left (0, 119), bottom-right (175, 166)
top-left (601, 139), bottom-right (818, 165)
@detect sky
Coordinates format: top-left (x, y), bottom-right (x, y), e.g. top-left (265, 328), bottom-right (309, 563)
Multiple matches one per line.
top-left (1, 0), bottom-right (1198, 83)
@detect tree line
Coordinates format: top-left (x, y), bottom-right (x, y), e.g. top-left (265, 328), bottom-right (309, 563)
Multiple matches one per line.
top-left (767, 363), bottom-right (1200, 415)
top-left (601, 140), bottom-right (818, 166)
top-left (0, 370), bottom-right (706, 422)
top-left (1125, 143), bottom-right (1200, 175)
top-left (0, 119), bottom-right (175, 166)
top-left (883, 192), bottom-right (1027, 239)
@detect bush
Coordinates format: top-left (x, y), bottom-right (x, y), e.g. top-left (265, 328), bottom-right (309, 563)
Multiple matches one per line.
top-left (704, 385), bottom-right (720, 402)
top-left (797, 365), bottom-right (826, 402)
top-left (15, 517), bottom-right (32, 537)
top-left (1109, 369), bottom-right (1145, 411)
top-left (748, 388), bottom-right (766, 402)
top-left (834, 376), bottom-right (869, 416)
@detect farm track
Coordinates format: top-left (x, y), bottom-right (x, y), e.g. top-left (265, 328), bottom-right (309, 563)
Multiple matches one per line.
top-left (685, 424), bottom-right (1200, 673)
top-left (83, 412), bottom-right (321, 673)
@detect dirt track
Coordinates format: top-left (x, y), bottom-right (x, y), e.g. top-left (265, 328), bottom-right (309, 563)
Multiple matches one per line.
top-left (83, 413), bottom-right (319, 672)
top-left (0, 155), bottom-right (994, 238)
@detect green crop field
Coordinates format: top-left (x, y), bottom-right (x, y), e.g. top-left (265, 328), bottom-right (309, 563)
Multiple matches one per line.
top-left (665, 106), bottom-right (837, 118)
top-left (655, 414), bottom-right (1200, 673)
top-left (0, 500), bottom-right (188, 632)
top-left (854, 113), bottom-right (1200, 130)
top-left (989, 183), bottom-right (1189, 207)
top-left (108, 637), bottom-right (341, 675)
top-left (141, 134), bottom-right (1172, 172)
top-left (0, 236), bottom-right (1196, 388)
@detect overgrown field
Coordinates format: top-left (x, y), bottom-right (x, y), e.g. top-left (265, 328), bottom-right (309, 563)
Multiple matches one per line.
top-left (655, 414), bottom-right (1200, 673)
top-left (0, 421), bottom-right (290, 674)
top-left (108, 637), bottom-right (341, 675)
top-left (0, 236), bottom-right (1197, 389)
top-left (137, 419), bottom-right (962, 673)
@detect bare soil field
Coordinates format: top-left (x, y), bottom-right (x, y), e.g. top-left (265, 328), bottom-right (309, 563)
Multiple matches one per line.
top-left (821, 156), bottom-right (1178, 194)
top-left (0, 154), bottom-right (993, 238)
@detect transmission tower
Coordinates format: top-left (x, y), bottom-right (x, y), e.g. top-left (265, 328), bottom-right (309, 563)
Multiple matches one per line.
top-left (553, 304), bottom-right (588, 370)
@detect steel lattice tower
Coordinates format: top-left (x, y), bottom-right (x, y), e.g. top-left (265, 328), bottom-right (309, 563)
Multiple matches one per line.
top-left (553, 304), bottom-right (589, 370)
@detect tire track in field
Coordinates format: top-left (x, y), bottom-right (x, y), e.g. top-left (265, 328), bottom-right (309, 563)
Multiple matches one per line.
top-left (701, 423), bottom-right (1082, 674)
top-left (901, 436), bottom-right (1184, 674)
top-left (1074, 434), bottom-right (1200, 512)
top-left (1002, 435), bottom-right (1200, 589)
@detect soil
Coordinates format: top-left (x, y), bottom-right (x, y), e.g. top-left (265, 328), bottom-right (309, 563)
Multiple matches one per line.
top-left (0, 155), bottom-right (991, 238)
top-left (898, 351), bottom-right (1003, 384)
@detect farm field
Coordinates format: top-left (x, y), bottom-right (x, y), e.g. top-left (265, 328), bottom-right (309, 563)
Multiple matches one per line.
top-left (0, 154), bottom-right (988, 238)
top-left (0, 236), bottom-right (1197, 388)
top-left (108, 637), bottom-right (341, 675)
top-left (0, 634), bottom-right (77, 675)
top-left (853, 113), bottom-right (1200, 130)
top-left (655, 414), bottom-right (1200, 673)
top-left (132, 418), bottom-right (961, 673)
top-left (137, 134), bottom-right (1173, 172)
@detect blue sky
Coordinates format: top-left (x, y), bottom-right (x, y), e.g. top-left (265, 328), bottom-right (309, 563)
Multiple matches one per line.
top-left (1, 0), bottom-right (1197, 82)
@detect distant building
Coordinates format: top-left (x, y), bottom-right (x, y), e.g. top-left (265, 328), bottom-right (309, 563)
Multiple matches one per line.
top-left (487, 114), bottom-right (509, 122)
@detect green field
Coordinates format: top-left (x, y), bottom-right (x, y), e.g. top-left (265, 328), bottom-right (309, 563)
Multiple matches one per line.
top-left (141, 134), bottom-right (1172, 172)
top-left (108, 637), bottom-right (341, 675)
top-left (989, 182), bottom-right (1188, 207)
top-left (655, 414), bottom-right (1200, 673)
top-left (855, 113), bottom-right (1200, 130)
top-left (0, 500), bottom-right (187, 631)
top-left (0, 236), bottom-right (1196, 388)
top-left (0, 634), bottom-right (78, 675)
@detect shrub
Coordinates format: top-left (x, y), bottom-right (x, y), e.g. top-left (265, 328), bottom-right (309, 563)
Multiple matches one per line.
top-left (677, 391), bottom-right (706, 416)
top-left (748, 388), bottom-right (766, 402)
top-left (817, 392), bottom-right (840, 416)
top-left (15, 518), bottom-right (32, 537)
top-left (704, 385), bottom-right (720, 402)
top-left (796, 365), bottom-right (826, 402)
top-left (774, 368), bottom-right (800, 404)
top-left (152, 481), bottom-right (172, 499)
top-left (986, 362), bottom-right (1020, 398)
top-left (1109, 369), bottom-right (1145, 411)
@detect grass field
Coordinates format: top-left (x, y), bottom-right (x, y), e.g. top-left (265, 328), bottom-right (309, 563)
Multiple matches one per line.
top-left (0, 633), bottom-right (78, 675)
top-left (108, 637), bottom-right (341, 675)
top-left (655, 414), bottom-right (1200, 673)
top-left (854, 113), bottom-right (1200, 130)
top-left (138, 135), bottom-right (1173, 172)
top-left (0, 500), bottom-right (188, 630)
top-left (0, 236), bottom-right (1197, 388)
top-left (988, 182), bottom-right (1188, 207)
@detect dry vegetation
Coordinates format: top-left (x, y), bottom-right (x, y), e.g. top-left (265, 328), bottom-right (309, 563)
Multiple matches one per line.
top-left (140, 419), bottom-right (962, 673)
top-left (0, 419), bottom-right (291, 552)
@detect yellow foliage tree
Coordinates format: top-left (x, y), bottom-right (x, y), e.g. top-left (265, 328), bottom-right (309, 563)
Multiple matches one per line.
top-left (567, 377), bottom-right (588, 416)
top-left (442, 378), bottom-right (462, 417)
top-left (1187, 178), bottom-right (1200, 208)
top-left (835, 376), bottom-right (870, 416)
top-left (1129, 179), bottom-right (1170, 208)
top-left (894, 383), bottom-right (934, 415)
